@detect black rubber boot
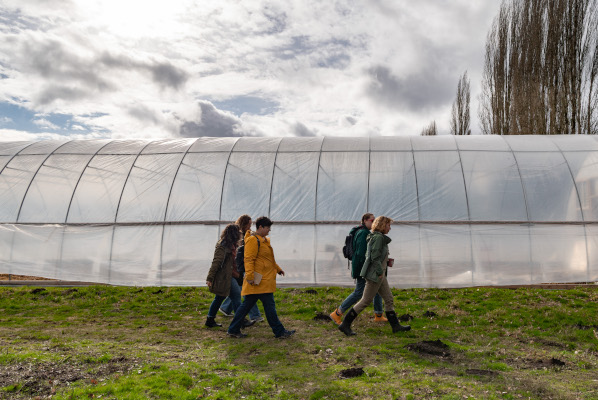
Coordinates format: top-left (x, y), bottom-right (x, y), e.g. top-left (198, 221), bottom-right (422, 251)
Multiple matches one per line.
top-left (386, 310), bottom-right (411, 333)
top-left (205, 316), bottom-right (222, 328)
top-left (338, 308), bottom-right (358, 336)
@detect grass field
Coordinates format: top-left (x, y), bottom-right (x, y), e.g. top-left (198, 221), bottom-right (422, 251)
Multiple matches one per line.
top-left (1, 285), bottom-right (597, 399)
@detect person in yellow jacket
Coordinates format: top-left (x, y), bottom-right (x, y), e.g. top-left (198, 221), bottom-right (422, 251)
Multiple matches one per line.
top-left (227, 216), bottom-right (296, 339)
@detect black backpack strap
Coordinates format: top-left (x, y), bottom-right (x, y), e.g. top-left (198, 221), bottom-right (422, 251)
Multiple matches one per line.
top-left (252, 233), bottom-right (261, 253)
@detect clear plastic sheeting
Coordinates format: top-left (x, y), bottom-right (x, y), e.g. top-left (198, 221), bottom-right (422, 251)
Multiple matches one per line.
top-left (461, 151), bottom-right (527, 221)
top-left (166, 153), bottom-right (228, 222)
top-left (316, 152), bottom-right (368, 221)
top-left (0, 141), bottom-right (35, 156)
top-left (270, 152), bottom-right (320, 221)
top-left (67, 155), bottom-right (137, 223)
top-left (54, 140), bottom-right (111, 154)
top-left (221, 152), bottom-right (276, 221)
top-left (1, 135), bottom-right (598, 287)
top-left (369, 152), bottom-right (418, 220)
top-left (414, 151), bottom-right (469, 221)
top-left (0, 155), bottom-right (47, 223)
top-left (18, 154), bottom-right (94, 223)
top-left (117, 154), bottom-right (185, 223)
top-left (515, 152), bottom-right (582, 221)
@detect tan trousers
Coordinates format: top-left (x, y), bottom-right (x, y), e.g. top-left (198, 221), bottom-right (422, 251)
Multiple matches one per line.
top-left (353, 275), bottom-right (394, 314)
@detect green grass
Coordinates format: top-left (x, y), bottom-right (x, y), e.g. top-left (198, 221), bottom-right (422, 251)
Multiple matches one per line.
top-left (0, 285), bottom-right (598, 399)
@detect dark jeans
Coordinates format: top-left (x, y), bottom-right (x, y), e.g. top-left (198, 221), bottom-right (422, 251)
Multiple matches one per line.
top-left (220, 279), bottom-right (262, 319)
top-left (228, 293), bottom-right (285, 337)
top-left (339, 276), bottom-right (383, 313)
top-left (207, 280), bottom-right (241, 318)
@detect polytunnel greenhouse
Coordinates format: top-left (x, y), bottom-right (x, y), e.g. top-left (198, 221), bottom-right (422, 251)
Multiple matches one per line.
top-left (0, 135), bottom-right (597, 287)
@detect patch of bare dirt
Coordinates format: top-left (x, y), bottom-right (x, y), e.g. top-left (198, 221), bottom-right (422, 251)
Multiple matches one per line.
top-left (398, 313), bottom-right (414, 322)
top-left (510, 357), bottom-right (568, 370)
top-left (313, 312), bottom-right (331, 321)
top-left (428, 368), bottom-right (459, 376)
top-left (0, 357), bottom-right (134, 399)
top-left (406, 340), bottom-right (450, 357)
top-left (466, 368), bottom-right (499, 377)
top-left (339, 367), bottom-right (364, 378)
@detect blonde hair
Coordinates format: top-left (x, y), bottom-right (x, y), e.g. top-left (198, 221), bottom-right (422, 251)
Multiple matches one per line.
top-left (371, 216), bottom-right (393, 233)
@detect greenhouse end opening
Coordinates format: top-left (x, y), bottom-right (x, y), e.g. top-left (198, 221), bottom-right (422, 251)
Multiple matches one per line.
top-left (0, 135), bottom-right (597, 287)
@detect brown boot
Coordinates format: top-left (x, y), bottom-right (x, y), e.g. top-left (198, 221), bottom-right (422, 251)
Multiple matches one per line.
top-left (329, 308), bottom-right (343, 325)
top-left (374, 313), bottom-right (388, 322)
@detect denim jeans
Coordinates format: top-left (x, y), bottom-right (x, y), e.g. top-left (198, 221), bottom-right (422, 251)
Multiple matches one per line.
top-left (220, 280), bottom-right (262, 319)
top-left (339, 277), bottom-right (383, 314)
top-left (207, 279), bottom-right (242, 318)
top-left (228, 293), bottom-right (285, 337)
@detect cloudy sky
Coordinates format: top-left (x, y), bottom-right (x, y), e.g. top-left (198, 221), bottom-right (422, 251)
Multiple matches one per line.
top-left (0, 1), bottom-right (501, 141)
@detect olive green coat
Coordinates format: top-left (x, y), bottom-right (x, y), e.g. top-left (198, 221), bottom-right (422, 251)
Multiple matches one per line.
top-left (206, 242), bottom-right (235, 297)
top-left (359, 231), bottom-right (391, 283)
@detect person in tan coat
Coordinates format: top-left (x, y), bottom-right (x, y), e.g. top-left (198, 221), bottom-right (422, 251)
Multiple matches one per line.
top-left (227, 216), bottom-right (295, 339)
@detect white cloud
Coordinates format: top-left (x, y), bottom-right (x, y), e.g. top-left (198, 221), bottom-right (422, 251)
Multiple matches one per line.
top-left (0, 1), bottom-right (502, 139)
top-left (32, 118), bottom-right (60, 130)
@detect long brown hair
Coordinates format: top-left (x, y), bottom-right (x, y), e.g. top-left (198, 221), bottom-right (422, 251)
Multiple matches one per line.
top-left (361, 213), bottom-right (374, 225)
top-left (235, 214), bottom-right (252, 234)
top-left (219, 224), bottom-right (241, 250)
top-left (371, 216), bottom-right (393, 233)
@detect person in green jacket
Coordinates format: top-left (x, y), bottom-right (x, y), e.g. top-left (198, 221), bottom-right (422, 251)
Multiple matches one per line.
top-left (338, 216), bottom-right (411, 336)
top-left (329, 213), bottom-right (386, 325)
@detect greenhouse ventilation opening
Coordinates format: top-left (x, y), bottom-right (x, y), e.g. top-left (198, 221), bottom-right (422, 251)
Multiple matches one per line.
top-left (0, 135), bottom-right (597, 287)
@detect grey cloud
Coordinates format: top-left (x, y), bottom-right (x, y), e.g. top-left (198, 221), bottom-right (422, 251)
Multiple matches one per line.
top-left (127, 104), bottom-right (162, 125)
top-left (365, 64), bottom-right (455, 112)
top-left (274, 36), bottom-right (353, 70)
top-left (148, 62), bottom-right (188, 89)
top-left (261, 7), bottom-right (287, 35)
top-left (37, 85), bottom-right (89, 105)
top-left (13, 35), bottom-right (188, 105)
top-left (179, 101), bottom-right (244, 138)
top-left (341, 115), bottom-right (357, 126)
top-left (292, 122), bottom-right (316, 137)
top-left (99, 52), bottom-right (188, 89)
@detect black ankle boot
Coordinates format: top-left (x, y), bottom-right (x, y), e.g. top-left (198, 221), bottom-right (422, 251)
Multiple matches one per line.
top-left (338, 308), bottom-right (358, 336)
top-left (205, 316), bottom-right (222, 328)
top-left (386, 311), bottom-right (411, 333)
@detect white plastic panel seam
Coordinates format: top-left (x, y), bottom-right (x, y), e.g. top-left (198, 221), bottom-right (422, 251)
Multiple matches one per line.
top-left (502, 138), bottom-right (531, 222)
top-left (0, 142), bottom-right (37, 176)
top-left (218, 138), bottom-right (241, 220)
top-left (454, 135), bottom-right (472, 221)
top-left (159, 141), bottom-right (195, 285)
top-left (409, 136), bottom-right (422, 220)
top-left (15, 141), bottom-right (73, 222)
top-left (108, 141), bottom-right (154, 282)
top-left (267, 139), bottom-right (284, 217)
top-left (552, 140), bottom-right (590, 280)
top-left (18, 154), bottom-right (96, 223)
top-left (64, 141), bottom-right (113, 223)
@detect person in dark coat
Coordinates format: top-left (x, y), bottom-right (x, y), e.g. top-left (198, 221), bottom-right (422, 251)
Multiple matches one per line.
top-left (338, 216), bottom-right (411, 336)
top-left (329, 213), bottom-right (386, 325)
top-left (218, 214), bottom-right (263, 322)
top-left (205, 224), bottom-right (241, 328)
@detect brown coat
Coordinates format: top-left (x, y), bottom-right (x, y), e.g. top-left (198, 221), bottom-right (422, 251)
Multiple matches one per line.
top-left (206, 242), bottom-right (235, 297)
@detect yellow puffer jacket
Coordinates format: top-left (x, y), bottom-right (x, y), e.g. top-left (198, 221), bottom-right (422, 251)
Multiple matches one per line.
top-left (241, 233), bottom-right (282, 295)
